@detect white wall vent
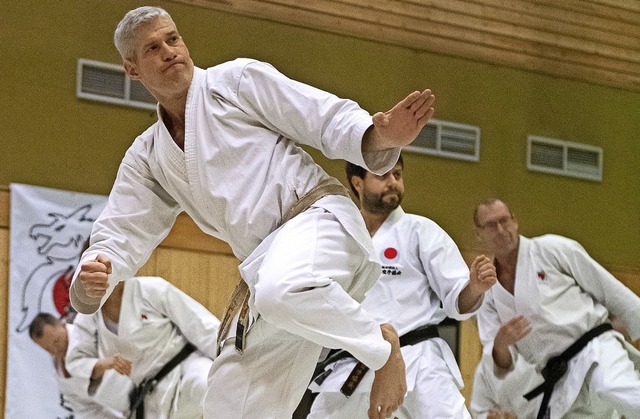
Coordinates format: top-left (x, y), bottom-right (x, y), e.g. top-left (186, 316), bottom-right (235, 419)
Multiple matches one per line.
top-left (404, 118), bottom-right (480, 162)
top-left (527, 135), bottom-right (603, 181)
top-left (76, 58), bottom-right (157, 111)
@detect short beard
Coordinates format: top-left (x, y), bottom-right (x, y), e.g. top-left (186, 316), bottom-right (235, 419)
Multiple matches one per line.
top-left (362, 190), bottom-right (403, 214)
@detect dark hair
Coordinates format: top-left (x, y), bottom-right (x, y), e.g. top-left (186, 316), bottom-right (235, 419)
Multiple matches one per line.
top-left (29, 312), bottom-right (61, 340)
top-left (345, 154), bottom-right (404, 199)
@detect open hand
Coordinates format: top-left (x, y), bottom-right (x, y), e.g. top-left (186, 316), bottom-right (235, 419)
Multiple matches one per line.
top-left (364, 89), bottom-right (435, 151)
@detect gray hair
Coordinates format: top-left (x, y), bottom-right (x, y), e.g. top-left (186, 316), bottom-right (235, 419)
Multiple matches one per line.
top-left (114, 6), bottom-right (171, 61)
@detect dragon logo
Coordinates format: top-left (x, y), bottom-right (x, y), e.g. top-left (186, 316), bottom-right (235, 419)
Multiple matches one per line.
top-left (16, 204), bottom-right (95, 333)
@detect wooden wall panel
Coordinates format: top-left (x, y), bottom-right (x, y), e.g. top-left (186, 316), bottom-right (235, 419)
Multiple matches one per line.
top-left (0, 188), bottom-right (8, 229)
top-left (170, 0), bottom-right (640, 92)
top-left (459, 318), bottom-right (482, 403)
top-left (154, 247), bottom-right (239, 319)
top-left (136, 252), bottom-right (158, 278)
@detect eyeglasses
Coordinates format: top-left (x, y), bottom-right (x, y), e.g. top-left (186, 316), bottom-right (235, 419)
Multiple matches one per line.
top-left (477, 216), bottom-right (513, 230)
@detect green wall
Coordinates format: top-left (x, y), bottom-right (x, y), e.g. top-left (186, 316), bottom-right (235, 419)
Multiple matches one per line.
top-left (2, 0), bottom-right (639, 271)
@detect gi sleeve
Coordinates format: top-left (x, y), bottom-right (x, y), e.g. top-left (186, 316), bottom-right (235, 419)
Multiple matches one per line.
top-left (544, 235), bottom-right (640, 341)
top-left (419, 222), bottom-right (479, 320)
top-left (70, 140), bottom-right (182, 314)
top-left (65, 314), bottom-right (101, 386)
top-left (469, 359), bottom-right (499, 419)
top-left (219, 59), bottom-right (400, 175)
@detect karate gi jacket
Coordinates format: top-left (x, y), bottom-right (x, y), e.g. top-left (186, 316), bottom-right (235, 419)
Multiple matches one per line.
top-left (312, 207), bottom-right (479, 393)
top-left (70, 58), bottom-right (399, 370)
top-left (477, 234), bottom-right (640, 416)
top-left (66, 277), bottom-right (220, 417)
top-left (57, 324), bottom-right (125, 418)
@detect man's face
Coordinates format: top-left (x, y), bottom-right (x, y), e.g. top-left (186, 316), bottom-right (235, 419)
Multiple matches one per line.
top-left (33, 323), bottom-right (68, 359)
top-left (356, 164), bottom-right (404, 214)
top-left (123, 16), bottom-right (194, 99)
top-left (475, 200), bottom-right (519, 256)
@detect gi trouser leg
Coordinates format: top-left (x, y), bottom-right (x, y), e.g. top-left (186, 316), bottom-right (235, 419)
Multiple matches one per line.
top-left (205, 206), bottom-right (380, 418)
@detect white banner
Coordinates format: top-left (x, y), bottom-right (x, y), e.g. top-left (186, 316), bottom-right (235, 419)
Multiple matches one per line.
top-left (7, 184), bottom-right (107, 419)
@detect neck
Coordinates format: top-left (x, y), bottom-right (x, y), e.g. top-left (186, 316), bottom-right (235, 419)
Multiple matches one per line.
top-left (160, 104), bottom-right (187, 149)
top-left (361, 208), bottom-right (391, 237)
top-left (102, 283), bottom-right (124, 323)
top-left (494, 245), bottom-right (519, 294)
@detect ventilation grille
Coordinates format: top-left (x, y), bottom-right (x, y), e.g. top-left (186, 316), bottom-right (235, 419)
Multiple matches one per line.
top-left (76, 58), bottom-right (156, 110)
top-left (404, 119), bottom-right (480, 162)
top-left (527, 136), bottom-right (603, 181)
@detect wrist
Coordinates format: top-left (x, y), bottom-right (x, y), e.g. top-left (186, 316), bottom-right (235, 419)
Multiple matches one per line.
top-left (380, 323), bottom-right (401, 351)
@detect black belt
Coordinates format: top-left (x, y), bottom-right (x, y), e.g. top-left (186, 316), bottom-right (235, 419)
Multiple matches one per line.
top-left (523, 323), bottom-right (613, 419)
top-left (313, 324), bottom-right (440, 396)
top-left (128, 342), bottom-right (197, 419)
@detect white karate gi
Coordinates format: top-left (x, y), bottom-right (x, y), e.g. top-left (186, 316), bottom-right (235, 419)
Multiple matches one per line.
top-left (470, 354), bottom-right (543, 419)
top-left (69, 58), bottom-right (400, 418)
top-left (477, 235), bottom-right (640, 419)
top-left (66, 276), bottom-right (220, 419)
top-left (309, 207), bottom-right (477, 418)
top-left (56, 324), bottom-right (126, 419)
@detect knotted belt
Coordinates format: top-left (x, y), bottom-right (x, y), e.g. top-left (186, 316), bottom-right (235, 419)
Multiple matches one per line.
top-left (523, 323), bottom-right (613, 419)
top-left (216, 177), bottom-right (351, 355)
top-left (128, 342), bottom-right (196, 419)
top-left (313, 324), bottom-right (440, 397)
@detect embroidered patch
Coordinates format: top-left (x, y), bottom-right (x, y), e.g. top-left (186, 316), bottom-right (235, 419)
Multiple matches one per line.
top-left (383, 247), bottom-right (398, 259)
top-left (381, 265), bottom-right (402, 276)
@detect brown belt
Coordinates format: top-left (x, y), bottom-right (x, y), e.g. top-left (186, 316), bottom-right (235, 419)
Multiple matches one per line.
top-left (216, 177), bottom-right (351, 355)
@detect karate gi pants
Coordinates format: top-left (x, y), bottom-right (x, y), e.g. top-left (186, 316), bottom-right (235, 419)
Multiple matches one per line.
top-left (204, 207), bottom-right (381, 419)
top-left (309, 340), bottom-right (471, 419)
top-left (558, 334), bottom-right (640, 419)
top-left (146, 353), bottom-right (213, 419)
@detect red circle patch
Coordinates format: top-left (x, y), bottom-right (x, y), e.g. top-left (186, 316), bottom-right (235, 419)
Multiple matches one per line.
top-left (384, 247), bottom-right (398, 259)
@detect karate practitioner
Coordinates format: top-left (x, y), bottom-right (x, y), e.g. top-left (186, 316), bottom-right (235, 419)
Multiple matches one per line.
top-left (66, 276), bottom-right (219, 419)
top-left (69, 5), bottom-right (436, 418)
top-left (473, 198), bottom-right (640, 419)
top-left (29, 313), bottom-right (125, 419)
top-left (308, 156), bottom-right (496, 418)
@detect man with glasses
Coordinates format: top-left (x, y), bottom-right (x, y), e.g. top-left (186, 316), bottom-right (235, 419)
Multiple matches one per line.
top-left (473, 198), bottom-right (640, 419)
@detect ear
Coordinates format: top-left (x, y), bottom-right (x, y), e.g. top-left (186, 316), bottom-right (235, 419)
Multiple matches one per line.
top-left (124, 61), bottom-right (140, 80)
top-left (351, 175), bottom-right (364, 198)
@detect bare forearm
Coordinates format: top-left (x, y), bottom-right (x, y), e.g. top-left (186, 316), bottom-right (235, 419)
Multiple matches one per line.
top-left (492, 344), bottom-right (513, 370)
top-left (362, 125), bottom-right (389, 152)
top-left (91, 361), bottom-right (107, 380)
top-left (458, 284), bottom-right (485, 314)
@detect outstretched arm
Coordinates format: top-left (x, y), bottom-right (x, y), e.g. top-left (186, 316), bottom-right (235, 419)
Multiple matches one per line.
top-left (362, 89), bottom-right (436, 152)
top-left (369, 323), bottom-right (407, 419)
